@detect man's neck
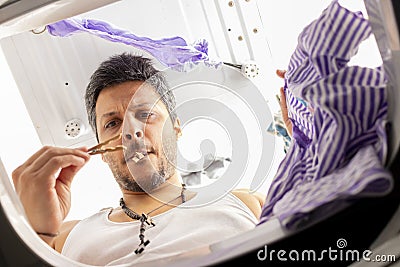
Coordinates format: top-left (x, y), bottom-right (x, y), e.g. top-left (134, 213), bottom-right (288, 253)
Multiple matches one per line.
top-left (120, 173), bottom-right (185, 215)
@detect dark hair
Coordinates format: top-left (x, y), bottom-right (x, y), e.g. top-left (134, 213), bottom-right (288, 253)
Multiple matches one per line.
top-left (85, 53), bottom-right (177, 139)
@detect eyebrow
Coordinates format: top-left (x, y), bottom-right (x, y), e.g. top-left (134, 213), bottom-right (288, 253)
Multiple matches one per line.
top-left (99, 103), bottom-right (157, 122)
top-left (100, 111), bottom-right (119, 122)
top-left (128, 103), bottom-right (154, 110)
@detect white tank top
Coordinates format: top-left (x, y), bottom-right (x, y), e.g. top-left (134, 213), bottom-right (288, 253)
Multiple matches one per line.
top-left (61, 192), bottom-right (258, 266)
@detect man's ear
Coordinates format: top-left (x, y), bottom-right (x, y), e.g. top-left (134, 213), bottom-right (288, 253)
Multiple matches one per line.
top-left (174, 118), bottom-right (182, 138)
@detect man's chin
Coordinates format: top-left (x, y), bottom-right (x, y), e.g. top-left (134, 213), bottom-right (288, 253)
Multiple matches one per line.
top-left (117, 178), bottom-right (144, 193)
top-left (120, 173), bottom-right (166, 194)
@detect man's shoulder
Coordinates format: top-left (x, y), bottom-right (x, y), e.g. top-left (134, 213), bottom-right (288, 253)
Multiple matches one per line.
top-left (54, 220), bottom-right (81, 253)
top-left (230, 188), bottom-right (266, 220)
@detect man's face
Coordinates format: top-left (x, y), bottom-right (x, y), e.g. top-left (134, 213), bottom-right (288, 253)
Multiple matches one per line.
top-left (95, 81), bottom-right (180, 193)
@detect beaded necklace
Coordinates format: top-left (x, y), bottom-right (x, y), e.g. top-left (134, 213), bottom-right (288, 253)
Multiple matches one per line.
top-left (119, 184), bottom-right (187, 254)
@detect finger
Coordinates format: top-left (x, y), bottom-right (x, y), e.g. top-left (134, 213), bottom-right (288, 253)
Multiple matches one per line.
top-left (276, 69), bottom-right (287, 79)
top-left (57, 164), bottom-right (85, 188)
top-left (279, 87), bottom-right (288, 112)
top-left (57, 148), bottom-right (91, 187)
top-left (12, 149), bottom-right (50, 190)
top-left (279, 87), bottom-right (293, 137)
top-left (15, 146), bottom-right (55, 174)
top-left (31, 147), bottom-right (90, 174)
top-left (13, 146), bottom-right (88, 175)
top-left (12, 147), bottom-right (89, 189)
top-left (35, 154), bottom-right (87, 185)
top-left (75, 146), bottom-right (89, 153)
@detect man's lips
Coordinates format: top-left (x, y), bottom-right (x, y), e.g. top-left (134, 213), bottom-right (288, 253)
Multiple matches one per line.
top-left (126, 150), bottom-right (154, 162)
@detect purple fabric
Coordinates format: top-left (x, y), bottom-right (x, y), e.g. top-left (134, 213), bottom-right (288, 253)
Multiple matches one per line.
top-left (258, 0), bottom-right (393, 230)
top-left (47, 18), bottom-right (221, 72)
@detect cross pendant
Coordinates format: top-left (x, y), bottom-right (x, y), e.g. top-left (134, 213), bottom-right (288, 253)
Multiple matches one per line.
top-left (141, 213), bottom-right (155, 227)
top-left (135, 239), bottom-right (150, 254)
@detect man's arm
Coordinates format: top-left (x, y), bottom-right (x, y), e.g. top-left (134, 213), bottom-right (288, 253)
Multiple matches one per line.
top-left (53, 220), bottom-right (80, 253)
top-left (231, 188), bottom-right (266, 220)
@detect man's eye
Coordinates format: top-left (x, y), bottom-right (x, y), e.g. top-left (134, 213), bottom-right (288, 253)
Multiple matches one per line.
top-left (139, 112), bottom-right (155, 119)
top-left (104, 120), bottom-right (121, 129)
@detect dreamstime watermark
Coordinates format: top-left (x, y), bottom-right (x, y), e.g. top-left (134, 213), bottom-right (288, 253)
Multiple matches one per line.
top-left (257, 238), bottom-right (396, 263)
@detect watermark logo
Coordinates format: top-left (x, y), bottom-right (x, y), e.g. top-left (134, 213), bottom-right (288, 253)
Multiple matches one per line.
top-left (336, 238), bottom-right (347, 249)
top-left (257, 238), bottom-right (396, 263)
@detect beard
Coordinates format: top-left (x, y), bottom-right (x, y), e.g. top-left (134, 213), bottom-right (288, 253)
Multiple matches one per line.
top-left (104, 135), bottom-right (177, 193)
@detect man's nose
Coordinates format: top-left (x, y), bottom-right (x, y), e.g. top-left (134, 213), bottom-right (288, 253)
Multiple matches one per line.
top-left (124, 129), bottom-right (144, 140)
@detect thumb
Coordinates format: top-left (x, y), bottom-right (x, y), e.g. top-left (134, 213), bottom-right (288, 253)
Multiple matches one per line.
top-left (276, 69), bottom-right (286, 79)
top-left (57, 159), bottom-right (88, 187)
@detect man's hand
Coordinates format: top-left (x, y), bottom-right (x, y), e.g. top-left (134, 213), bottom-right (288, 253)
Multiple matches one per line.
top-left (276, 69), bottom-right (293, 137)
top-left (12, 146), bottom-right (90, 244)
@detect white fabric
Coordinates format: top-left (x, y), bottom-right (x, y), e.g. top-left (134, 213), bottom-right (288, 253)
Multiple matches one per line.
top-left (61, 192), bottom-right (258, 266)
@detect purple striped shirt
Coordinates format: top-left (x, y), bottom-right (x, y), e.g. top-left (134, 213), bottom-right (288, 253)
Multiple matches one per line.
top-left (258, 0), bottom-right (393, 230)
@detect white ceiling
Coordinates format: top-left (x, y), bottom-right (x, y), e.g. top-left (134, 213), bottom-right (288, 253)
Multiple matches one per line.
top-left (0, 0), bottom-right (279, 149)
